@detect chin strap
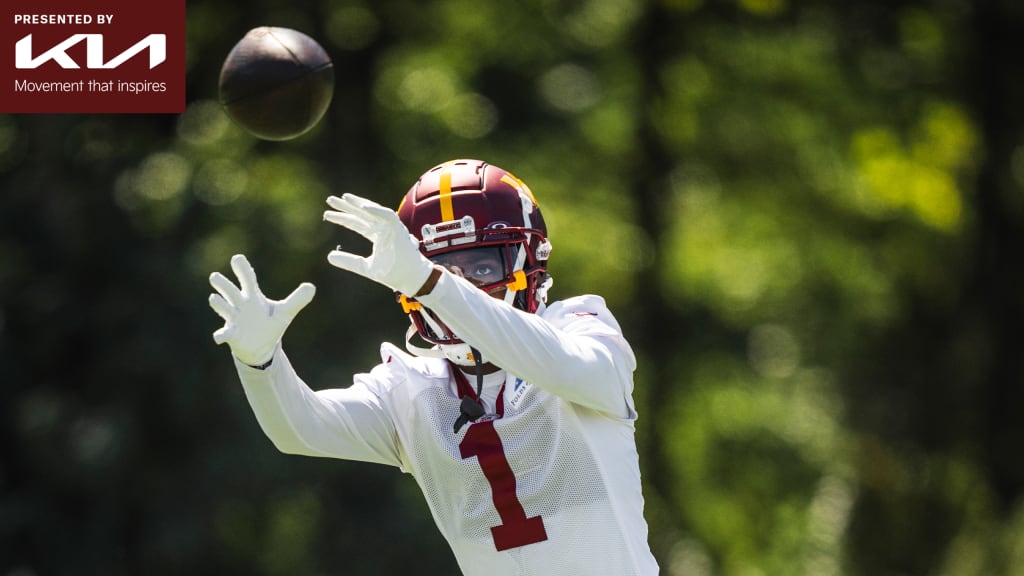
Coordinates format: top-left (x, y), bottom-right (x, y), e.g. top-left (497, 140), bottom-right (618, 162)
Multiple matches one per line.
top-left (453, 346), bottom-right (485, 433)
top-left (403, 325), bottom-right (446, 358)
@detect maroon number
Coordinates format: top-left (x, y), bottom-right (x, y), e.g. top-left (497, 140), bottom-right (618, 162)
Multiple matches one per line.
top-left (459, 420), bottom-right (548, 551)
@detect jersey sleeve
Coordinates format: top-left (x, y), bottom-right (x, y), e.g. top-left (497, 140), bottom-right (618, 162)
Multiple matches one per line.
top-left (234, 345), bottom-right (405, 468)
top-left (416, 271), bottom-right (637, 418)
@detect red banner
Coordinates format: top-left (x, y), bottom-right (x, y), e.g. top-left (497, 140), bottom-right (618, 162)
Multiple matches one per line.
top-left (1, 0), bottom-right (185, 113)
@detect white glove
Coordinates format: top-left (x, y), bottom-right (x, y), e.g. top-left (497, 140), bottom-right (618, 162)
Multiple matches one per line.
top-left (323, 193), bottom-right (434, 296)
top-left (208, 254), bottom-right (316, 367)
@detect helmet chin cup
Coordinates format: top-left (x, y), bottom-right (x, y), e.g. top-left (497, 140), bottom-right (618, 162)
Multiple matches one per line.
top-left (403, 325), bottom-right (479, 366)
top-left (439, 343), bottom-right (477, 366)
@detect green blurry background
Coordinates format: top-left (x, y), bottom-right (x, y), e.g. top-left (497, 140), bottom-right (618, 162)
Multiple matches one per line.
top-left (2, 0), bottom-right (1023, 574)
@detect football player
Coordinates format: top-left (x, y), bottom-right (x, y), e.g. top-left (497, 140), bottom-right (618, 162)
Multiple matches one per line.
top-left (208, 159), bottom-right (659, 575)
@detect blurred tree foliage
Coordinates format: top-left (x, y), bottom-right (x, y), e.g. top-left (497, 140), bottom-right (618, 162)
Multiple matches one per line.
top-left (2, 0), bottom-right (1023, 574)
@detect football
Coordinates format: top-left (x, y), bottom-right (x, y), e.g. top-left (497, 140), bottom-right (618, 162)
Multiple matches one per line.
top-left (218, 27), bottom-right (335, 141)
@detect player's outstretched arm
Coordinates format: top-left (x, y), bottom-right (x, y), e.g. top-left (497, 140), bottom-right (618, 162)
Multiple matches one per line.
top-left (208, 253), bottom-right (316, 367)
top-left (208, 254), bottom-right (402, 466)
top-left (419, 272), bottom-right (636, 418)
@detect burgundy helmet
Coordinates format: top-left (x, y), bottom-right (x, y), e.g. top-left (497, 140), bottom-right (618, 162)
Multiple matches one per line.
top-left (397, 159), bottom-right (552, 346)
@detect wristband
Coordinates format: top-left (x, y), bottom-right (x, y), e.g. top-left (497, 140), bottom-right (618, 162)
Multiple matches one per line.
top-left (414, 266), bottom-right (444, 297)
top-left (246, 356), bottom-right (274, 370)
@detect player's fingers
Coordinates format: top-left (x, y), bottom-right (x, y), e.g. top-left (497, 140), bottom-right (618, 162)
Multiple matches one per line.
top-left (330, 193), bottom-right (394, 225)
top-left (323, 210), bottom-right (373, 237)
top-left (325, 194), bottom-right (373, 220)
top-left (327, 249), bottom-right (370, 276)
top-left (278, 282), bottom-right (316, 318)
top-left (342, 193), bottom-right (397, 222)
top-left (212, 325), bottom-right (234, 345)
top-left (341, 192), bottom-right (382, 210)
top-left (325, 194), bottom-right (355, 212)
top-left (209, 271), bottom-right (244, 305)
top-left (230, 254), bottom-right (259, 297)
top-left (208, 293), bottom-right (234, 321)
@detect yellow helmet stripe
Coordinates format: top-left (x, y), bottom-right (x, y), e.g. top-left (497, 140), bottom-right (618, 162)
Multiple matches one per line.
top-left (439, 170), bottom-right (455, 222)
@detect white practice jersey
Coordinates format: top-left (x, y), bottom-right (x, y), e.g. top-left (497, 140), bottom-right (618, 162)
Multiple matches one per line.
top-left (235, 271), bottom-right (659, 576)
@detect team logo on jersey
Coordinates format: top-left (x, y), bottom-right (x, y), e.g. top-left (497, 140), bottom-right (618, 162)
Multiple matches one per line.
top-left (507, 377), bottom-right (532, 410)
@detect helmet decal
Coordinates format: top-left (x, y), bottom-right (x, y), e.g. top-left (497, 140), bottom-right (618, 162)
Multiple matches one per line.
top-left (500, 173), bottom-right (538, 206)
top-left (499, 173), bottom-right (538, 230)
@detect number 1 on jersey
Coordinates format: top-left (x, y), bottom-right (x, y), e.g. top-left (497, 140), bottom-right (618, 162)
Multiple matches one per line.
top-left (459, 420), bottom-right (548, 551)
